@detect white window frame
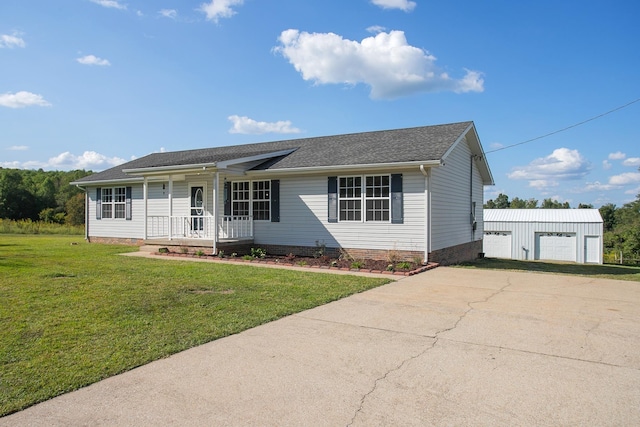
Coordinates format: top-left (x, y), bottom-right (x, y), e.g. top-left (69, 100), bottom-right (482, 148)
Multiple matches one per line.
top-left (231, 180), bottom-right (270, 220)
top-left (338, 175), bottom-right (390, 222)
top-left (251, 180), bottom-right (270, 221)
top-left (101, 187), bottom-right (126, 220)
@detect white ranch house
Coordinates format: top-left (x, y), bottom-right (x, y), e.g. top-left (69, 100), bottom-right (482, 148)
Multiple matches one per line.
top-left (483, 209), bottom-right (604, 264)
top-left (71, 122), bottom-right (494, 264)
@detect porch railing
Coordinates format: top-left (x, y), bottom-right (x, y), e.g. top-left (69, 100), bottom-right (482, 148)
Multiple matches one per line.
top-left (147, 215), bottom-right (252, 241)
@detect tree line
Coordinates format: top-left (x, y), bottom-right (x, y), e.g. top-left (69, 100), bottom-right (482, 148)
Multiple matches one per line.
top-left (484, 192), bottom-right (640, 260)
top-left (0, 168), bottom-right (93, 226)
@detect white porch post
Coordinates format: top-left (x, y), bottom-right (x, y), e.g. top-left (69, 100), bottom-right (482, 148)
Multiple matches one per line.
top-left (213, 172), bottom-right (219, 255)
top-left (168, 176), bottom-right (173, 240)
top-left (143, 177), bottom-right (148, 240)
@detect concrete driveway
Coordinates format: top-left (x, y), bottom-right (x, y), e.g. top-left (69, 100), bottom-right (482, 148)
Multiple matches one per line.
top-left (3, 267), bottom-right (640, 426)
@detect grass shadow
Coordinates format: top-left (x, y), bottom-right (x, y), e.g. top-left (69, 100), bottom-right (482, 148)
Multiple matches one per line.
top-left (457, 257), bottom-right (640, 279)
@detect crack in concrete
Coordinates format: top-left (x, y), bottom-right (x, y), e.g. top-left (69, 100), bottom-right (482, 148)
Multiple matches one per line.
top-left (347, 279), bottom-right (513, 426)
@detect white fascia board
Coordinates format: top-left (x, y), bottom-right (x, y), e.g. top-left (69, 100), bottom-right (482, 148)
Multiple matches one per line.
top-left (244, 160), bottom-right (442, 177)
top-left (70, 177), bottom-right (144, 187)
top-left (123, 163), bottom-right (217, 175)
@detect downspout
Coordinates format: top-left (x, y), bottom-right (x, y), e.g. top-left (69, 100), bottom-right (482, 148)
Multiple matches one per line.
top-left (470, 155), bottom-right (481, 242)
top-left (75, 185), bottom-right (88, 241)
top-left (168, 176), bottom-right (173, 240)
top-left (420, 165), bottom-right (431, 264)
top-left (213, 172), bottom-right (219, 255)
top-left (143, 177), bottom-right (148, 240)
top-left (470, 155), bottom-right (474, 242)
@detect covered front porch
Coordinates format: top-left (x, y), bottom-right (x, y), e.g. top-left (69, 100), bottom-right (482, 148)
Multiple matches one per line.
top-left (146, 214), bottom-right (254, 242)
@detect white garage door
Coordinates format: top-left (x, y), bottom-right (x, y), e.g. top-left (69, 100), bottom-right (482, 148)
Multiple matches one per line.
top-left (535, 232), bottom-right (576, 262)
top-left (483, 231), bottom-right (512, 259)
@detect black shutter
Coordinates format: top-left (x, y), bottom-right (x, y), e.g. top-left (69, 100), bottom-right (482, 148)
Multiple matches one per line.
top-left (96, 187), bottom-right (102, 220)
top-left (328, 176), bottom-right (338, 223)
top-left (271, 180), bottom-right (280, 222)
top-left (391, 174), bottom-right (403, 224)
top-left (224, 181), bottom-right (231, 216)
top-left (125, 186), bottom-right (132, 220)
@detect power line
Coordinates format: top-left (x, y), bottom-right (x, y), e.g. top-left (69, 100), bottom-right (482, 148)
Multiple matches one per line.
top-left (485, 97), bottom-right (640, 154)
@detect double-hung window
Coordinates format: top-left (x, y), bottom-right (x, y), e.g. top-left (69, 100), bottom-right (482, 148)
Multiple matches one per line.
top-left (232, 182), bottom-right (250, 216)
top-left (339, 177), bottom-right (362, 221)
top-left (337, 175), bottom-right (390, 222)
top-left (365, 175), bottom-right (390, 221)
top-left (252, 180), bottom-right (270, 221)
top-left (101, 187), bottom-right (126, 219)
top-left (230, 180), bottom-right (271, 220)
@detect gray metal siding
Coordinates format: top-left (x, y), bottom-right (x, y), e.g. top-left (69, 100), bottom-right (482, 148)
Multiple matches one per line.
top-left (484, 220), bottom-right (603, 263)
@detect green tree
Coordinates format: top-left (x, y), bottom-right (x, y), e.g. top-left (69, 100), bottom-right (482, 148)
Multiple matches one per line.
top-left (541, 198), bottom-right (570, 209)
top-left (65, 193), bottom-right (86, 226)
top-left (485, 193), bottom-right (510, 209)
top-left (0, 170), bottom-right (38, 220)
top-left (599, 203), bottom-right (616, 232)
top-left (578, 203), bottom-right (594, 209)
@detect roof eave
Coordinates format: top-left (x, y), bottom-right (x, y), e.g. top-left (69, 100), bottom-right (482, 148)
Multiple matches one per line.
top-left (246, 160), bottom-right (443, 176)
top-left (70, 177), bottom-right (144, 187)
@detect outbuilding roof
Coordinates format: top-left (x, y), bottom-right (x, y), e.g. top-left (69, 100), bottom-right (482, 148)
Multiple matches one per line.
top-left (484, 209), bottom-right (603, 223)
top-left (72, 121), bottom-right (493, 185)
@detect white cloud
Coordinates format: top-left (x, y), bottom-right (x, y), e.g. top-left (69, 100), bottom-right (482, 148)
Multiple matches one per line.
top-left (198, 0), bottom-right (243, 23)
top-left (274, 29), bottom-right (484, 99)
top-left (371, 0), bottom-right (417, 12)
top-left (0, 32), bottom-right (26, 49)
top-left (1, 151), bottom-right (127, 171)
top-left (602, 160), bottom-right (612, 170)
top-left (366, 25), bottom-right (387, 34)
top-left (0, 91), bottom-right (51, 108)
top-left (90, 0), bottom-right (127, 10)
top-left (489, 142), bottom-right (504, 150)
top-left (76, 54), bottom-right (111, 66)
top-left (228, 115), bottom-right (301, 135)
top-left (609, 172), bottom-right (640, 186)
top-left (48, 151), bottom-right (126, 169)
top-left (622, 157), bottom-right (640, 167)
top-left (159, 9), bottom-right (178, 19)
top-left (8, 145), bottom-right (29, 151)
top-left (529, 180), bottom-right (558, 189)
top-left (581, 181), bottom-right (616, 192)
top-left (507, 148), bottom-right (592, 189)
top-left (624, 186), bottom-right (640, 195)
top-left (608, 151), bottom-right (626, 160)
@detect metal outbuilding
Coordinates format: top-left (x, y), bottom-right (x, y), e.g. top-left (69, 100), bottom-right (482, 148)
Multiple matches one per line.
top-left (483, 209), bottom-right (603, 264)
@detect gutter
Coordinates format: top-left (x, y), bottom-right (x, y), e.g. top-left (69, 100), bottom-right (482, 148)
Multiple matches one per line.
top-left (246, 159), bottom-right (443, 177)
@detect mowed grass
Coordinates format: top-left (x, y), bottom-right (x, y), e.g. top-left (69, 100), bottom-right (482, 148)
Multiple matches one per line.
top-left (0, 235), bottom-right (391, 416)
top-left (456, 257), bottom-right (640, 282)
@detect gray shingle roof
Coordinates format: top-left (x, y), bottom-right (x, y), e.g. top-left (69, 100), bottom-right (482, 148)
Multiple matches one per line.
top-left (73, 121), bottom-right (474, 184)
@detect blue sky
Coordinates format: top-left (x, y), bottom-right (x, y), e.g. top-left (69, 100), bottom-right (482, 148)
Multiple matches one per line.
top-left (1, 0), bottom-right (639, 208)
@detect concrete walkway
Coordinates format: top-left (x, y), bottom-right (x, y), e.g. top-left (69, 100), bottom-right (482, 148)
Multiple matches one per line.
top-left (3, 267), bottom-right (640, 426)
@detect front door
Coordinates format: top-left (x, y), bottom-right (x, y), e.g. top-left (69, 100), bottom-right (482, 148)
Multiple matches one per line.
top-left (190, 186), bottom-right (205, 235)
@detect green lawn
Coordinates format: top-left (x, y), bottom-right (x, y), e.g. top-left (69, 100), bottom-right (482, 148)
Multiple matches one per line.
top-left (0, 235), bottom-right (391, 416)
top-left (456, 257), bottom-right (640, 282)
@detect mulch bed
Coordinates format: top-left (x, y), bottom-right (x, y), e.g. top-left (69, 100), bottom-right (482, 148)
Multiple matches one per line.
top-left (155, 251), bottom-right (438, 276)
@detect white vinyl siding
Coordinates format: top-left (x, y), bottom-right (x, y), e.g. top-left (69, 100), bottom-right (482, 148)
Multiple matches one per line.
top-left (88, 184), bottom-right (144, 239)
top-left (252, 171), bottom-right (424, 252)
top-left (430, 137), bottom-right (482, 251)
